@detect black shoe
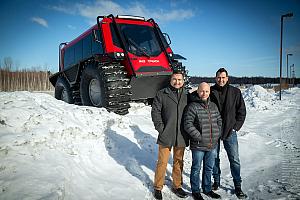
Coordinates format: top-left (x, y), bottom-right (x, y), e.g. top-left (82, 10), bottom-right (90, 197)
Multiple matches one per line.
top-left (204, 191), bottom-right (221, 199)
top-left (212, 182), bottom-right (219, 190)
top-left (192, 192), bottom-right (204, 200)
top-left (154, 189), bottom-right (162, 200)
top-left (172, 188), bottom-right (188, 198)
top-left (235, 187), bottom-right (247, 199)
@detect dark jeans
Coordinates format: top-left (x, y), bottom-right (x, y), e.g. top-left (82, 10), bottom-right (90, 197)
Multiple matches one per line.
top-left (190, 148), bottom-right (217, 193)
top-left (212, 131), bottom-right (242, 187)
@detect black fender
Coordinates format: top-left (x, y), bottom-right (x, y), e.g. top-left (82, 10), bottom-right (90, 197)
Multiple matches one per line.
top-left (49, 71), bottom-right (62, 87)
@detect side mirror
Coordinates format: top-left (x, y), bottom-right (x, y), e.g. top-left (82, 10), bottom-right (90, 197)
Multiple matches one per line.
top-left (163, 33), bottom-right (171, 45)
top-left (92, 30), bottom-right (101, 43)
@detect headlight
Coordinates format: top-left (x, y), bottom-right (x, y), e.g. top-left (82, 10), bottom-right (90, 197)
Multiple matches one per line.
top-left (114, 52), bottom-right (125, 59)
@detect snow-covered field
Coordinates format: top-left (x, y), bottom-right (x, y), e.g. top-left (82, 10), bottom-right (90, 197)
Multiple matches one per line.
top-left (0, 86), bottom-right (299, 200)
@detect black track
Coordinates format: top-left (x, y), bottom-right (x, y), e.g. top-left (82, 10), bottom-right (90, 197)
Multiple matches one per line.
top-left (100, 63), bottom-right (131, 115)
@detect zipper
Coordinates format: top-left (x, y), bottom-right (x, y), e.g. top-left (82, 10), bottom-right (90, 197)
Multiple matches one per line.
top-left (175, 90), bottom-right (180, 146)
top-left (207, 105), bottom-right (212, 149)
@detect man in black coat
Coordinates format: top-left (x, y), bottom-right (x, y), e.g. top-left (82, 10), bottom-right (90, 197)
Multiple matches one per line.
top-left (151, 70), bottom-right (189, 200)
top-left (210, 68), bottom-right (247, 199)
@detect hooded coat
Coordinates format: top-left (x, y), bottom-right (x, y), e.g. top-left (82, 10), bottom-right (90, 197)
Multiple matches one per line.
top-left (184, 91), bottom-right (222, 151)
top-left (210, 83), bottom-right (246, 140)
top-left (151, 86), bottom-right (189, 147)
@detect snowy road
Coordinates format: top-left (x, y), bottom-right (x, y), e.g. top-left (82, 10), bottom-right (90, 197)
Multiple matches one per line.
top-left (240, 88), bottom-right (300, 200)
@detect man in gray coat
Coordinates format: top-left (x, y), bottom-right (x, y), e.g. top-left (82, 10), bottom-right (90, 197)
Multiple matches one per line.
top-left (151, 70), bottom-right (189, 200)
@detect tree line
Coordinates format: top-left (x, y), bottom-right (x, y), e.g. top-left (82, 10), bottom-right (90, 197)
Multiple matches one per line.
top-left (189, 76), bottom-right (299, 85)
top-left (0, 57), bottom-right (53, 91)
top-left (0, 57), bottom-right (298, 92)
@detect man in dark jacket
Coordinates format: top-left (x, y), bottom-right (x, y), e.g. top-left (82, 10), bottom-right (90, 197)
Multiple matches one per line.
top-left (184, 82), bottom-right (222, 200)
top-left (151, 70), bottom-right (189, 200)
top-left (210, 68), bottom-right (247, 199)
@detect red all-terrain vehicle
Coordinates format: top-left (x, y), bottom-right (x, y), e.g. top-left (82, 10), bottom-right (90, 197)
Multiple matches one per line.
top-left (49, 14), bottom-right (188, 115)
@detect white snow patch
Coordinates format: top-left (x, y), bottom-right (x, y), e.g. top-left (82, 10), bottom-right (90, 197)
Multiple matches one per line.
top-left (243, 85), bottom-right (277, 110)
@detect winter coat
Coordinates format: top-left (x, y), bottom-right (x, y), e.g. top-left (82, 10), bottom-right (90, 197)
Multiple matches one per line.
top-left (151, 86), bottom-right (189, 147)
top-left (184, 91), bottom-right (222, 151)
top-left (210, 84), bottom-right (246, 140)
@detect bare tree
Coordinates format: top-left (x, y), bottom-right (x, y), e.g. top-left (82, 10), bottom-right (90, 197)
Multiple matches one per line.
top-left (0, 57), bottom-right (55, 92)
top-left (3, 57), bottom-right (13, 70)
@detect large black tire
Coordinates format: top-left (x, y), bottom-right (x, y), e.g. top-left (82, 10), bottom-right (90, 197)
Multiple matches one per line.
top-left (80, 66), bottom-right (107, 107)
top-left (80, 63), bottom-right (131, 115)
top-left (55, 77), bottom-right (74, 104)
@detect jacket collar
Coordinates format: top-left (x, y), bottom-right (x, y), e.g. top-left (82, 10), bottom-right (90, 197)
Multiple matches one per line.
top-left (163, 86), bottom-right (186, 103)
top-left (189, 91), bottom-right (210, 107)
top-left (163, 86), bottom-right (187, 94)
top-left (212, 82), bottom-right (229, 92)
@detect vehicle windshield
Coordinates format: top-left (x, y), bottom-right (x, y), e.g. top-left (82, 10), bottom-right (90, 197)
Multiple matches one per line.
top-left (111, 23), bottom-right (163, 57)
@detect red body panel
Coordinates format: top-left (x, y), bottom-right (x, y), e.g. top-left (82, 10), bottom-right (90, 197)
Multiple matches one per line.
top-left (122, 52), bottom-right (172, 76)
top-left (60, 17), bottom-right (173, 76)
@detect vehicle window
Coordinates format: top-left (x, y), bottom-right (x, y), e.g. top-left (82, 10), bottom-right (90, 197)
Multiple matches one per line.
top-left (111, 23), bottom-right (162, 56)
top-left (64, 46), bottom-right (74, 68)
top-left (110, 24), bottom-right (121, 48)
top-left (74, 40), bottom-right (83, 63)
top-left (157, 27), bottom-right (169, 49)
top-left (83, 34), bottom-right (92, 59)
top-left (92, 30), bottom-right (103, 54)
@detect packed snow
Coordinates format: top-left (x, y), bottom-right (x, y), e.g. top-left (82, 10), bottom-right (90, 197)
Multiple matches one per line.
top-left (0, 86), bottom-right (299, 200)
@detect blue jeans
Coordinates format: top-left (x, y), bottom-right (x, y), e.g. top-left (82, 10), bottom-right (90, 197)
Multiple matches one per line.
top-left (212, 131), bottom-right (242, 187)
top-left (190, 148), bottom-right (217, 193)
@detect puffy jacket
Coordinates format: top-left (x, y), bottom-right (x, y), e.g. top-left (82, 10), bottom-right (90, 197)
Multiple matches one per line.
top-left (151, 86), bottom-right (189, 147)
top-left (184, 91), bottom-right (222, 151)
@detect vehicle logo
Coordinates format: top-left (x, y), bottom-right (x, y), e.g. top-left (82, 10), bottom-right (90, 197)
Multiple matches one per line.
top-left (138, 60), bottom-right (159, 63)
top-left (147, 60), bottom-right (159, 63)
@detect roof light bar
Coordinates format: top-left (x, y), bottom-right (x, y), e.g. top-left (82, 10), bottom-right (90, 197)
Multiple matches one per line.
top-left (116, 15), bottom-right (145, 21)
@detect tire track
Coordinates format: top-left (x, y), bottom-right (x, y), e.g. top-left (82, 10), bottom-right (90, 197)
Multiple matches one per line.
top-left (280, 117), bottom-right (300, 199)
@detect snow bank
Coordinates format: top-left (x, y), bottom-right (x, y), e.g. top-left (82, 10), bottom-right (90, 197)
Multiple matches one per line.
top-left (0, 91), bottom-right (155, 199)
top-left (243, 85), bottom-right (277, 110)
top-left (242, 85), bottom-right (299, 112)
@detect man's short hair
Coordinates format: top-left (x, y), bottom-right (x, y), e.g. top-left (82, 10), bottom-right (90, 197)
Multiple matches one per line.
top-left (172, 69), bottom-right (184, 75)
top-left (216, 67), bottom-right (228, 77)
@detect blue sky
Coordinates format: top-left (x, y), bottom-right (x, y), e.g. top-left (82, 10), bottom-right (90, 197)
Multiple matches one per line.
top-left (0, 0), bottom-right (300, 78)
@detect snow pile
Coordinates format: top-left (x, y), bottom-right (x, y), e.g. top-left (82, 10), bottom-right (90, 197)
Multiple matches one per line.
top-left (0, 91), bottom-right (156, 199)
top-left (243, 85), bottom-right (277, 110)
top-left (0, 91), bottom-right (112, 154)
